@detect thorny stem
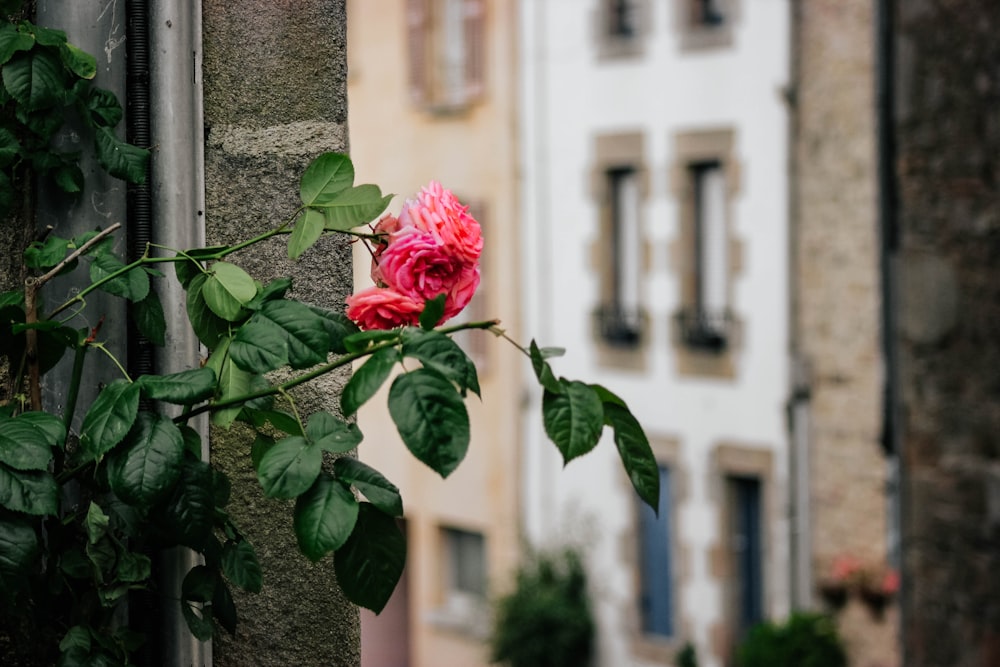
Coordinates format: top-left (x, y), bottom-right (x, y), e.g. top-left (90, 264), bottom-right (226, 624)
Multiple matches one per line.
top-left (177, 319), bottom-right (501, 424)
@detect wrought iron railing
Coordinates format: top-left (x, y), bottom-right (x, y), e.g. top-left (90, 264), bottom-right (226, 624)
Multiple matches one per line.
top-left (674, 307), bottom-right (732, 353)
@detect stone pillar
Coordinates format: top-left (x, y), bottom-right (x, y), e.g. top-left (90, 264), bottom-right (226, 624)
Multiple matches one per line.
top-left (201, 1), bottom-right (359, 664)
top-left (892, 2), bottom-right (1000, 665)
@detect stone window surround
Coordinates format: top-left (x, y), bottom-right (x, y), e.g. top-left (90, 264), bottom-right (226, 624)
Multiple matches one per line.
top-left (707, 443), bottom-right (774, 666)
top-left (588, 130), bottom-right (653, 371)
top-left (668, 127), bottom-right (743, 379)
top-left (593, 0), bottom-right (651, 60)
top-left (674, 0), bottom-right (740, 52)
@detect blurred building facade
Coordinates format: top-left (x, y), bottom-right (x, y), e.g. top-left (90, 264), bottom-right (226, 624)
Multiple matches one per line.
top-left (346, 2), bottom-right (523, 666)
top-left (519, 2), bottom-right (791, 666)
top-left (347, 2), bottom-right (918, 667)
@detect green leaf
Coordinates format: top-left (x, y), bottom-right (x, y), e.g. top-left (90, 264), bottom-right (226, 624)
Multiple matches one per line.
top-left (174, 247), bottom-right (223, 289)
top-left (202, 261), bottom-right (256, 321)
top-left (53, 163), bottom-right (84, 193)
top-left (115, 549), bottom-right (151, 583)
top-left (58, 626), bottom-right (91, 654)
top-left (388, 369), bottom-right (470, 478)
top-left (530, 340), bottom-right (562, 394)
top-left (107, 412), bottom-right (185, 508)
top-left (307, 305), bottom-right (360, 354)
top-left (294, 474), bottom-right (359, 561)
top-left (258, 299), bottom-right (329, 369)
top-left (243, 409), bottom-right (303, 437)
top-left (221, 540), bottom-right (262, 593)
top-left (0, 24), bottom-right (35, 66)
top-left (89, 253), bottom-right (149, 302)
top-left (182, 564), bottom-right (216, 603)
top-left (23, 234), bottom-right (69, 269)
top-left (80, 379), bottom-right (141, 461)
top-left (0, 412), bottom-right (60, 470)
top-left (401, 327), bottom-right (480, 397)
top-left (299, 152), bottom-right (353, 206)
top-left (334, 458), bottom-right (403, 517)
top-left (2, 49), bottom-right (64, 111)
top-left (186, 273), bottom-right (230, 349)
top-left (605, 402), bottom-right (660, 512)
top-left (229, 316), bottom-right (288, 373)
top-left (542, 380), bottom-right (604, 464)
top-left (30, 24), bottom-right (67, 47)
top-left (212, 579), bottom-right (238, 635)
top-left (246, 276), bottom-right (292, 310)
top-left (0, 128), bottom-right (17, 168)
top-left (133, 288), bottom-right (166, 346)
top-left (15, 411), bottom-right (66, 446)
top-left (85, 501), bottom-right (109, 544)
top-left (0, 172), bottom-right (13, 218)
top-left (0, 465), bottom-right (58, 515)
top-left (58, 42), bottom-right (96, 80)
top-left (318, 185), bottom-right (394, 231)
top-left (256, 435), bottom-right (322, 499)
top-left (137, 367), bottom-right (217, 405)
top-left (334, 503), bottom-right (406, 614)
top-left (93, 125), bottom-right (148, 184)
top-left (341, 345), bottom-right (400, 417)
top-left (419, 294), bottom-right (446, 330)
top-left (306, 411), bottom-right (362, 454)
top-left (250, 434), bottom-right (275, 471)
top-left (208, 343), bottom-right (254, 429)
top-left (0, 516), bottom-right (39, 579)
top-left (288, 207), bottom-right (325, 259)
top-left (84, 86), bottom-right (123, 127)
top-left (158, 459), bottom-right (215, 550)
top-left (181, 601), bottom-right (215, 642)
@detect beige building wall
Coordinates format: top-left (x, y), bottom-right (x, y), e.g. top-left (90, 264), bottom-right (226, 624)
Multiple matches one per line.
top-left (792, 2), bottom-right (899, 665)
top-left (346, 2), bottom-right (521, 666)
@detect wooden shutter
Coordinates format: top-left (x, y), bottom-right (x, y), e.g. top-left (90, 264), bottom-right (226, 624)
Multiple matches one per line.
top-left (407, 0), bottom-right (430, 105)
top-left (463, 0), bottom-right (485, 100)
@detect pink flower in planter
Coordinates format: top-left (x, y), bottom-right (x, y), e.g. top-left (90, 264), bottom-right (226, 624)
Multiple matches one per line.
top-left (349, 182), bottom-right (482, 330)
top-left (345, 287), bottom-right (425, 330)
top-left (880, 569), bottom-right (900, 595)
top-left (830, 555), bottom-right (862, 583)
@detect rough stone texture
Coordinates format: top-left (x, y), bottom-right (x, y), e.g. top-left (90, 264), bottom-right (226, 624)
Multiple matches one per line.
top-left (202, 1), bottom-right (359, 665)
top-left (892, 2), bottom-right (1000, 665)
top-left (793, 2), bottom-right (899, 665)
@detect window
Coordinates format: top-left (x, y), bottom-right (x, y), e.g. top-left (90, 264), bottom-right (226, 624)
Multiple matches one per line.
top-left (596, 166), bottom-right (644, 347)
top-left (591, 131), bottom-right (649, 364)
top-left (676, 0), bottom-right (737, 51)
top-left (669, 128), bottom-right (741, 378)
top-left (407, 0), bottom-right (485, 111)
top-left (727, 476), bottom-right (764, 641)
top-left (638, 465), bottom-right (674, 638)
top-left (691, 0), bottom-right (726, 27)
top-left (676, 161), bottom-right (731, 352)
top-left (443, 527), bottom-right (486, 600)
top-left (595, 0), bottom-right (648, 59)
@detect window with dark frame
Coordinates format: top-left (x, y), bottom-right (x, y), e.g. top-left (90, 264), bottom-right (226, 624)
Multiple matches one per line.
top-left (596, 166), bottom-right (644, 348)
top-left (677, 160), bottom-right (731, 352)
top-left (691, 0), bottom-right (726, 27)
top-left (638, 465), bottom-right (674, 638)
top-left (727, 476), bottom-right (764, 644)
top-left (443, 527), bottom-right (486, 599)
top-left (407, 0), bottom-right (485, 111)
top-left (607, 0), bottom-right (638, 38)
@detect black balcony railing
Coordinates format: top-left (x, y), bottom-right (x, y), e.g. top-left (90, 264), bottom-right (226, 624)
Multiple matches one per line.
top-left (674, 307), bottom-right (732, 353)
top-left (593, 303), bottom-right (646, 348)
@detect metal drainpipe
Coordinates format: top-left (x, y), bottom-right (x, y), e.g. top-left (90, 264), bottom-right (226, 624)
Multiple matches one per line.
top-left (148, 0), bottom-right (210, 665)
top-left (127, 0), bottom-right (209, 664)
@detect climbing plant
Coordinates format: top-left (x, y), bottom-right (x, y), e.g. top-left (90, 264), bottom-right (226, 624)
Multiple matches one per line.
top-left (0, 13), bottom-right (659, 667)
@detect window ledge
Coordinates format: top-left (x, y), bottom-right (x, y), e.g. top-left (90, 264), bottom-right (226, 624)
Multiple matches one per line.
top-left (426, 594), bottom-right (491, 639)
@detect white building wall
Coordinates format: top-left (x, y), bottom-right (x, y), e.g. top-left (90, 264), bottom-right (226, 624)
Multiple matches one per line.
top-left (520, 2), bottom-right (791, 666)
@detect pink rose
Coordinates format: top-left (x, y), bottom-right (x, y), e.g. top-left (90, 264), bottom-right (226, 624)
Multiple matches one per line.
top-left (345, 287), bottom-right (425, 330)
top-left (442, 264), bottom-right (480, 320)
top-left (397, 181), bottom-right (483, 264)
top-left (375, 230), bottom-right (466, 301)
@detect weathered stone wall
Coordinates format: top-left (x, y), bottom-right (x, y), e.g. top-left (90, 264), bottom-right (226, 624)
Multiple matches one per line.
top-left (202, 1), bottom-right (359, 665)
top-left (793, 2), bottom-right (899, 665)
top-left (892, 2), bottom-right (1000, 665)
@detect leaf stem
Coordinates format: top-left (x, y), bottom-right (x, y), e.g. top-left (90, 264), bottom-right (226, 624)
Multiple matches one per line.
top-left (89, 342), bottom-right (132, 383)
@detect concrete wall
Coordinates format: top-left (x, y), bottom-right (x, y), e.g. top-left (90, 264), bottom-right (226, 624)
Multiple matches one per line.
top-left (202, 1), bottom-right (359, 665)
top-left (891, 2), bottom-right (1000, 665)
top-left (791, 2), bottom-right (900, 665)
